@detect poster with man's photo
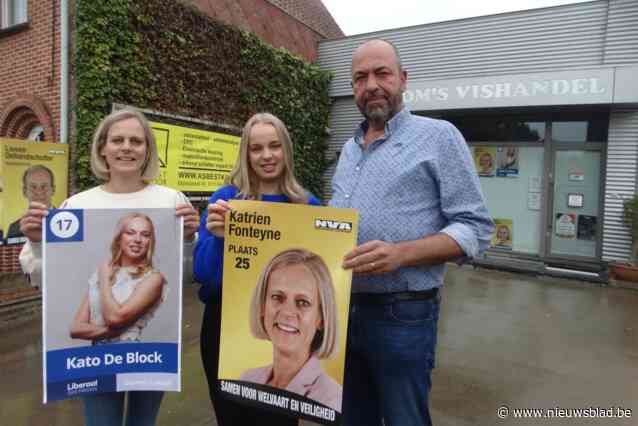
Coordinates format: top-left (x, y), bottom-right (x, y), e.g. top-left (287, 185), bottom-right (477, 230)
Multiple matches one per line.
top-left (42, 208), bottom-right (183, 403)
top-left (218, 201), bottom-right (358, 425)
top-left (1, 138), bottom-right (68, 245)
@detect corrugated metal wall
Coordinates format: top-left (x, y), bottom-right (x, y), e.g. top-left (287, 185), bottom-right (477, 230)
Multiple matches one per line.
top-left (603, 109), bottom-right (638, 262)
top-left (317, 1), bottom-right (609, 98)
top-left (603, 0), bottom-right (638, 65)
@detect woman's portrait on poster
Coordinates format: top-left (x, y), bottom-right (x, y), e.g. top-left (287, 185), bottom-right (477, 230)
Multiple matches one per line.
top-left (240, 248), bottom-right (342, 412)
top-left (70, 212), bottom-right (166, 344)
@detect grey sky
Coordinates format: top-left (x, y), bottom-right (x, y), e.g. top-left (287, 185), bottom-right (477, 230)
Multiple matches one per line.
top-left (323, 0), bottom-right (594, 36)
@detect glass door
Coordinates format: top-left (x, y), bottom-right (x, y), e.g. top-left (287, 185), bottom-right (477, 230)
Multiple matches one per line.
top-left (548, 150), bottom-right (601, 259)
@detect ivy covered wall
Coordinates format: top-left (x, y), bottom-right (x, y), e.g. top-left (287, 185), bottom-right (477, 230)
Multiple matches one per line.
top-left (75, 0), bottom-right (332, 197)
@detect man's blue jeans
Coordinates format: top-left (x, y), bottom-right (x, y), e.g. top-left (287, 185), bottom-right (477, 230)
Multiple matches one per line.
top-left (342, 294), bottom-right (440, 426)
top-left (83, 391), bottom-right (164, 426)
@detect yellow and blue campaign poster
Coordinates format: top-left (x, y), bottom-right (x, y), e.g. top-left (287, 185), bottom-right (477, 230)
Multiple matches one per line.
top-left (42, 208), bottom-right (183, 402)
top-left (218, 201), bottom-right (358, 425)
top-left (1, 138), bottom-right (68, 244)
top-left (150, 121), bottom-right (239, 192)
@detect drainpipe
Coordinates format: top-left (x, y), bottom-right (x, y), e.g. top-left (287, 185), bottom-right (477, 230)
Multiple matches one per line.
top-left (59, 0), bottom-right (68, 144)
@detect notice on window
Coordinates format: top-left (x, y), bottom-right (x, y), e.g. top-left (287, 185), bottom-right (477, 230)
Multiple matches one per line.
top-left (473, 147), bottom-right (496, 177)
top-left (527, 192), bottom-right (541, 211)
top-left (491, 218), bottom-right (513, 250)
top-left (150, 121), bottom-right (240, 192)
top-left (555, 213), bottom-right (577, 239)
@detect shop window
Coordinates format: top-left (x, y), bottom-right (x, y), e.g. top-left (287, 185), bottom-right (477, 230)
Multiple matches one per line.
top-left (0, 0), bottom-right (27, 29)
top-left (551, 115), bottom-right (608, 142)
top-left (447, 116), bottom-right (545, 142)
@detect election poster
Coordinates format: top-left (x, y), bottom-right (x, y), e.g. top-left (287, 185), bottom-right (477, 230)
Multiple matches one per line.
top-left (42, 208), bottom-right (183, 403)
top-left (555, 213), bottom-right (577, 239)
top-left (1, 138), bottom-right (68, 245)
top-left (496, 146), bottom-right (520, 177)
top-left (217, 201), bottom-right (358, 425)
top-left (150, 121), bottom-right (240, 192)
top-left (492, 218), bottom-right (513, 250)
top-left (473, 146), bottom-right (497, 177)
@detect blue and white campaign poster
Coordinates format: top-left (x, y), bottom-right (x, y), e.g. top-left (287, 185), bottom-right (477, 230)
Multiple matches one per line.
top-left (42, 208), bottom-right (183, 403)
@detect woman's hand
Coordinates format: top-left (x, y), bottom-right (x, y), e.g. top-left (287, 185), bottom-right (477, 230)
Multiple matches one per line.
top-left (206, 199), bottom-right (231, 238)
top-left (19, 202), bottom-right (50, 242)
top-left (176, 203), bottom-right (199, 242)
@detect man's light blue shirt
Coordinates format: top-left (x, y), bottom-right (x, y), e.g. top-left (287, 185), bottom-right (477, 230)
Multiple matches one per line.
top-left (329, 108), bottom-right (494, 293)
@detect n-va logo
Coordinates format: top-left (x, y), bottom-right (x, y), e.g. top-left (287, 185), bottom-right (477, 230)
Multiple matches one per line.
top-left (315, 218), bottom-right (352, 232)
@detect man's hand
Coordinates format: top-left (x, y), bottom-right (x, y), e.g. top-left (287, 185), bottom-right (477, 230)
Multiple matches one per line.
top-left (19, 201), bottom-right (49, 242)
top-left (342, 240), bottom-right (403, 275)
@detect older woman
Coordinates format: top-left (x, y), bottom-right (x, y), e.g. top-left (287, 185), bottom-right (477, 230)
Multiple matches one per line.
top-left (19, 108), bottom-right (199, 426)
top-left (194, 112), bottom-right (321, 425)
top-left (241, 248), bottom-right (342, 412)
top-left (70, 213), bottom-right (166, 343)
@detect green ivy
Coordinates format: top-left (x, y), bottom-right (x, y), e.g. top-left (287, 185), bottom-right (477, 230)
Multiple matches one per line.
top-left (75, 0), bottom-right (332, 198)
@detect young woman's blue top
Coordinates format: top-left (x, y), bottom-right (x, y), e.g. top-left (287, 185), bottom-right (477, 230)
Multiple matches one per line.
top-left (193, 185), bottom-right (321, 304)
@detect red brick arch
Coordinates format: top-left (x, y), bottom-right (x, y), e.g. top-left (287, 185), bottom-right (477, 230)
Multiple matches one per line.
top-left (0, 94), bottom-right (56, 143)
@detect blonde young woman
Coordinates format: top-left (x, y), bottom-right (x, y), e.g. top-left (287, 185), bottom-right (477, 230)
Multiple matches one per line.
top-left (19, 108), bottom-right (199, 426)
top-left (69, 213), bottom-right (165, 344)
top-left (193, 112), bottom-right (320, 425)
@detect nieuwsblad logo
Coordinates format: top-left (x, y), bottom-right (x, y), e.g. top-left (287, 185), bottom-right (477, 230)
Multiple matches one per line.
top-left (314, 218), bottom-right (352, 232)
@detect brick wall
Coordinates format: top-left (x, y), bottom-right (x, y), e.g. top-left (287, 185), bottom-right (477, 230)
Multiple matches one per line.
top-left (266, 0), bottom-right (343, 39)
top-left (191, 0), bottom-right (340, 62)
top-left (0, 0), bottom-right (60, 142)
top-left (0, 244), bottom-right (23, 273)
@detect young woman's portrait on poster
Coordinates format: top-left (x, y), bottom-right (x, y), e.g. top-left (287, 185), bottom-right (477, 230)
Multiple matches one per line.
top-left (19, 108), bottom-right (199, 426)
top-left (241, 248), bottom-right (342, 412)
top-left (494, 224), bottom-right (512, 249)
top-left (193, 112), bottom-right (321, 425)
top-left (69, 213), bottom-right (166, 344)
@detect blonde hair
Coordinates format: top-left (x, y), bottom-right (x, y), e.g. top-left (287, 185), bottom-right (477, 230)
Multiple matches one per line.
top-left (109, 213), bottom-right (156, 280)
top-left (227, 112), bottom-right (308, 203)
top-left (249, 248), bottom-right (338, 359)
top-left (90, 109), bottom-right (160, 182)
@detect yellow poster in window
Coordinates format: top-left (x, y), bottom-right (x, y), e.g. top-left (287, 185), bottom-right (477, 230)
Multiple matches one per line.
top-left (218, 200), bottom-right (358, 425)
top-left (149, 121), bottom-right (240, 192)
top-left (492, 218), bottom-right (513, 250)
top-left (1, 139), bottom-right (69, 244)
top-left (473, 146), bottom-right (497, 177)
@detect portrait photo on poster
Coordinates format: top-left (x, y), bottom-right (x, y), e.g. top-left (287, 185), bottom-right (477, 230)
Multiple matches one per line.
top-left (473, 147), bottom-right (496, 177)
top-left (217, 200), bottom-right (358, 425)
top-left (44, 208), bottom-right (182, 350)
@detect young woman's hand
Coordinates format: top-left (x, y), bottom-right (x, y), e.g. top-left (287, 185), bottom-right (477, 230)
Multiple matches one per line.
top-left (98, 260), bottom-right (113, 288)
top-left (206, 199), bottom-right (231, 238)
top-left (19, 201), bottom-right (49, 242)
top-left (176, 203), bottom-right (199, 242)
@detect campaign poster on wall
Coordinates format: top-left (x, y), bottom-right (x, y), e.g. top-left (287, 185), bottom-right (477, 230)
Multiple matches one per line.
top-left (42, 208), bottom-right (183, 403)
top-left (149, 121), bottom-right (240, 192)
top-left (555, 213), bottom-right (577, 239)
top-left (496, 147), bottom-right (520, 177)
top-left (473, 147), bottom-right (497, 177)
top-left (491, 218), bottom-right (513, 250)
top-left (217, 201), bottom-right (358, 425)
top-left (1, 138), bottom-right (69, 245)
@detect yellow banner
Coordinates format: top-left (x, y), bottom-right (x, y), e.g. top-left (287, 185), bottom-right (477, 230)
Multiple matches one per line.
top-left (1, 138), bottom-right (69, 244)
top-left (149, 121), bottom-right (240, 192)
top-left (218, 201), bottom-right (358, 424)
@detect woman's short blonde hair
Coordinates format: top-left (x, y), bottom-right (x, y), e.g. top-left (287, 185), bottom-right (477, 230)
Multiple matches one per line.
top-left (227, 112), bottom-right (308, 204)
top-left (109, 213), bottom-right (156, 279)
top-left (90, 109), bottom-right (160, 182)
top-left (249, 248), bottom-right (338, 359)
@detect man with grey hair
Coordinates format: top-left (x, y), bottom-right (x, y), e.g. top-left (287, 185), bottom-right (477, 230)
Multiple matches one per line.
top-left (7, 164), bottom-right (56, 244)
top-left (330, 39), bottom-right (494, 425)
